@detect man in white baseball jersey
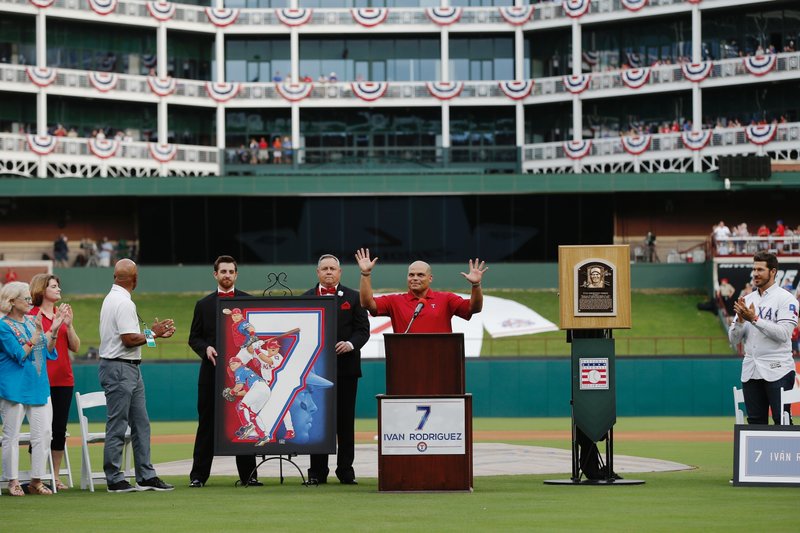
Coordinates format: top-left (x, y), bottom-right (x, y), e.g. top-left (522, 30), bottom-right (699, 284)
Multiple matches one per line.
top-left (729, 251), bottom-right (798, 424)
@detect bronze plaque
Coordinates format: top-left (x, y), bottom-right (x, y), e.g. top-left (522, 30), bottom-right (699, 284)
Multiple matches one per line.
top-left (574, 259), bottom-right (616, 316)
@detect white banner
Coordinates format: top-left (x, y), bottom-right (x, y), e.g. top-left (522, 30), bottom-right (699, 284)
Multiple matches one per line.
top-left (380, 398), bottom-right (466, 456)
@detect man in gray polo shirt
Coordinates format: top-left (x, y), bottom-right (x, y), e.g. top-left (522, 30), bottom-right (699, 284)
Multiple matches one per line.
top-left (729, 251), bottom-right (798, 425)
top-left (99, 259), bottom-right (176, 492)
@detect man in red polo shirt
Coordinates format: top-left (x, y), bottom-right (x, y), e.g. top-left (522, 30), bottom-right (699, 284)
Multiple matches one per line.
top-left (355, 248), bottom-right (488, 333)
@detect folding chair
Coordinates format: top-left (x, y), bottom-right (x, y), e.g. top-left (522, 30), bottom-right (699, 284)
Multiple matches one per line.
top-left (732, 386), bottom-right (745, 425)
top-left (75, 391), bottom-right (133, 492)
top-left (779, 385), bottom-right (800, 426)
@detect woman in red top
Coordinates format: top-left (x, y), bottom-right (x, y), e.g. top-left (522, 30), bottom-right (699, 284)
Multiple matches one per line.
top-left (29, 274), bottom-right (80, 491)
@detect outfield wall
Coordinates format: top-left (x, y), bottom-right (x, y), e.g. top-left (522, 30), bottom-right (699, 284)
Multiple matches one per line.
top-left (71, 357), bottom-right (739, 422)
top-left (55, 262), bottom-right (710, 294)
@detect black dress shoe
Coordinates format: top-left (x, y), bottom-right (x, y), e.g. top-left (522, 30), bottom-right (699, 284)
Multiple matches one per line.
top-left (189, 479), bottom-right (204, 488)
top-left (339, 479), bottom-right (358, 485)
top-left (246, 479), bottom-right (264, 487)
top-left (308, 477), bottom-right (327, 485)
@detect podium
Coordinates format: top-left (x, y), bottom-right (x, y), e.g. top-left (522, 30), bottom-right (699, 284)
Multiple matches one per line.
top-left (377, 333), bottom-right (473, 492)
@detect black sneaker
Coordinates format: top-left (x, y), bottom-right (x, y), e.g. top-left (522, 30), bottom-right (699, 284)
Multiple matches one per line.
top-left (246, 478), bottom-right (264, 487)
top-left (136, 477), bottom-right (174, 492)
top-left (107, 480), bottom-right (138, 493)
top-left (189, 479), bottom-right (204, 488)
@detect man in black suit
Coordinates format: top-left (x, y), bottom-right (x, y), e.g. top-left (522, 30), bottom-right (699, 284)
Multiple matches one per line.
top-left (187, 255), bottom-right (259, 488)
top-left (304, 254), bottom-right (370, 484)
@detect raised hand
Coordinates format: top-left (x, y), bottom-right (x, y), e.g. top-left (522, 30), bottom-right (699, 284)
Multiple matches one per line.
top-left (460, 257), bottom-right (488, 285)
top-left (51, 304), bottom-right (68, 331)
top-left (60, 303), bottom-right (73, 327)
top-left (355, 248), bottom-right (378, 274)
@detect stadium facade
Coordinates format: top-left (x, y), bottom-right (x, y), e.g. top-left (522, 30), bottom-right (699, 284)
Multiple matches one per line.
top-left (0, 0), bottom-right (799, 264)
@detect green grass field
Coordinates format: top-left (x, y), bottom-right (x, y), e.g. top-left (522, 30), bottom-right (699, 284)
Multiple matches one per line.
top-left (65, 290), bottom-right (729, 359)
top-left (3, 417), bottom-right (796, 532)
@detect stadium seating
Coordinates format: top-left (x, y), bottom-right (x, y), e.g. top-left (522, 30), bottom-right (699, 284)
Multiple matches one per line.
top-left (75, 391), bottom-right (133, 491)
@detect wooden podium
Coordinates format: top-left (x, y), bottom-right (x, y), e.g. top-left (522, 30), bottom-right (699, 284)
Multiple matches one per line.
top-left (377, 333), bottom-right (473, 492)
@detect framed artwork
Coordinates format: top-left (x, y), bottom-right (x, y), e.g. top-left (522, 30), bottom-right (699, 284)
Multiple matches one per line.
top-left (214, 296), bottom-right (337, 455)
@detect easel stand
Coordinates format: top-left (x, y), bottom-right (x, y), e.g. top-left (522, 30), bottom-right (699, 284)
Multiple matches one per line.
top-left (245, 454), bottom-right (311, 487)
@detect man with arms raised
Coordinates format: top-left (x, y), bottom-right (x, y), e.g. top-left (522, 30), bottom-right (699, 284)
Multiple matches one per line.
top-left (99, 259), bottom-right (175, 492)
top-left (355, 248), bottom-right (487, 333)
top-left (188, 255), bottom-right (259, 488)
top-left (730, 251), bottom-right (798, 425)
top-left (304, 254), bottom-right (369, 484)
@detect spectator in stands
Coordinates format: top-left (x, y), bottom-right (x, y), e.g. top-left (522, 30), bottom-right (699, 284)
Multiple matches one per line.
top-left (273, 136), bottom-right (283, 164)
top-left (733, 222), bottom-right (749, 254)
top-left (98, 237), bottom-right (114, 268)
top-left (756, 223), bottom-right (770, 250)
top-left (712, 221), bottom-right (731, 255)
top-left (258, 137), bottom-right (269, 164)
top-left (53, 234), bottom-right (69, 267)
top-left (4, 268), bottom-right (18, 284)
top-left (272, 71), bottom-right (283, 83)
top-left (329, 72), bottom-right (338, 83)
top-left (283, 136), bottom-right (292, 165)
top-left (0, 281), bottom-right (65, 496)
top-left (248, 138), bottom-right (258, 165)
top-left (53, 124), bottom-right (67, 137)
top-left (773, 219), bottom-right (786, 237)
top-left (29, 274), bottom-right (80, 492)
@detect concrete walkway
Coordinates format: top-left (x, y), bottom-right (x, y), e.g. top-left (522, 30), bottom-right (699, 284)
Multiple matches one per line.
top-left (155, 443), bottom-right (691, 481)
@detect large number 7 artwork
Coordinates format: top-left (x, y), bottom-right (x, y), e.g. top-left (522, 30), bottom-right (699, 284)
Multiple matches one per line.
top-left (214, 296), bottom-right (338, 456)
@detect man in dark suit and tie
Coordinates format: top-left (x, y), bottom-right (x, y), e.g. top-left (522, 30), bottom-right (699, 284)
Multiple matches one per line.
top-left (188, 255), bottom-right (259, 488)
top-left (304, 254), bottom-right (370, 484)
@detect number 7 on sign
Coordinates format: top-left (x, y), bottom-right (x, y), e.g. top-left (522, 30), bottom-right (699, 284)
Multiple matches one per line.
top-left (415, 405), bottom-right (431, 430)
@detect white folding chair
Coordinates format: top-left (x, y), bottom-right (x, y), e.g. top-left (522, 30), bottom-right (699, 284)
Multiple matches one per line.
top-left (779, 385), bottom-right (800, 426)
top-left (732, 386), bottom-right (745, 425)
top-left (75, 391), bottom-right (133, 492)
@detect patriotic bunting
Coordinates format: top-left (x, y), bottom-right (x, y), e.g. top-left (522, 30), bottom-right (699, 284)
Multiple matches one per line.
top-left (88, 71), bottom-right (118, 92)
top-left (26, 66), bottom-right (57, 87)
top-left (205, 7), bottom-right (239, 27)
top-left (275, 82), bottom-right (313, 102)
top-left (26, 134), bottom-right (58, 156)
top-left (87, 0), bottom-right (118, 16)
top-left (562, 74), bottom-right (592, 94)
top-left (275, 8), bottom-right (313, 27)
top-left (426, 81), bottom-right (464, 100)
top-left (205, 81), bottom-right (241, 102)
top-left (498, 80), bottom-right (534, 100)
top-left (681, 130), bottom-right (712, 151)
top-left (620, 0), bottom-right (648, 11)
top-left (498, 6), bottom-right (534, 26)
top-left (351, 8), bottom-right (388, 28)
top-left (147, 76), bottom-right (176, 97)
top-left (745, 124), bottom-right (777, 146)
top-left (563, 139), bottom-right (593, 160)
top-left (582, 51), bottom-right (599, 70)
top-left (621, 135), bottom-right (651, 155)
top-left (562, 0), bottom-right (591, 19)
top-left (620, 67), bottom-right (650, 89)
top-left (88, 138), bottom-right (120, 159)
top-left (351, 82), bottom-right (388, 102)
top-left (681, 61), bottom-right (713, 83)
top-left (425, 7), bottom-right (462, 26)
top-left (147, 1), bottom-right (175, 22)
top-left (148, 143), bottom-right (178, 163)
top-left (28, 0), bottom-right (55, 8)
top-left (743, 55), bottom-right (776, 77)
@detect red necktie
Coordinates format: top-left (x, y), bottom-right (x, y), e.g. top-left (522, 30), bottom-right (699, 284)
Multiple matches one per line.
top-left (319, 286), bottom-right (336, 296)
top-left (219, 291), bottom-right (234, 298)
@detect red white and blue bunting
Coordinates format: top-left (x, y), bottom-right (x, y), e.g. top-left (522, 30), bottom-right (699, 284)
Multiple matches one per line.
top-left (148, 143), bottom-right (178, 163)
top-left (28, 0), bottom-right (55, 8)
top-left (745, 124), bottom-right (777, 146)
top-left (205, 7), bottom-right (239, 27)
top-left (87, 0), bottom-right (118, 16)
top-left (26, 66), bottom-right (57, 87)
top-left (275, 8), bottom-right (312, 27)
top-left (147, 1), bottom-right (175, 22)
top-left (681, 61), bottom-right (713, 83)
top-left (562, 0), bottom-right (591, 19)
top-left (498, 6), bottom-right (534, 26)
top-left (351, 8), bottom-right (388, 28)
top-left (88, 71), bottom-right (118, 92)
top-left (743, 55), bottom-right (776, 77)
top-left (275, 82), bottom-right (313, 102)
top-left (620, 0), bottom-right (648, 12)
top-left (26, 134), bottom-right (58, 155)
top-left (621, 135), bottom-right (651, 155)
top-left (426, 81), bottom-right (464, 100)
top-left (620, 67), bottom-right (650, 89)
top-left (563, 139), bottom-right (593, 160)
top-left (205, 81), bottom-right (241, 102)
top-left (88, 138), bottom-right (120, 159)
top-left (426, 7), bottom-right (462, 26)
top-left (681, 130), bottom-right (712, 151)
top-left (147, 76), bottom-right (176, 97)
top-left (499, 80), bottom-right (534, 100)
top-left (562, 74), bottom-right (592, 94)
top-left (351, 82), bottom-right (388, 102)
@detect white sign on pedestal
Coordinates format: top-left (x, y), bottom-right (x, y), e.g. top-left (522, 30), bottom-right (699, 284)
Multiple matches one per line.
top-left (380, 398), bottom-right (466, 456)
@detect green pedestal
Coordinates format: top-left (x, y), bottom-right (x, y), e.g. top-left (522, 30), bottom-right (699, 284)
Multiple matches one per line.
top-left (571, 338), bottom-right (616, 443)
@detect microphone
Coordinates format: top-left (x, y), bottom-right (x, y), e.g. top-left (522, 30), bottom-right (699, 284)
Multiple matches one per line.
top-left (403, 301), bottom-right (425, 334)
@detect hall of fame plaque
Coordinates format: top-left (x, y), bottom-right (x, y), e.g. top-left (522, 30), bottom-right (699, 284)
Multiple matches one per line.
top-left (574, 259), bottom-right (616, 317)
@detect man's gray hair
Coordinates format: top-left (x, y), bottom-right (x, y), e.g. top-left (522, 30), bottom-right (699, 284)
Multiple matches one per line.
top-left (317, 254), bottom-right (340, 268)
